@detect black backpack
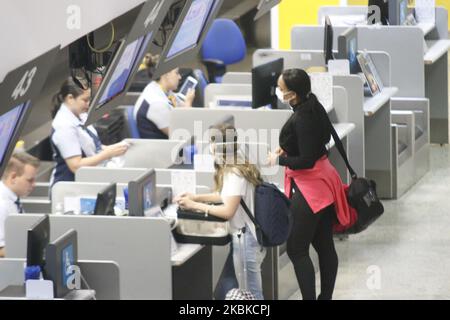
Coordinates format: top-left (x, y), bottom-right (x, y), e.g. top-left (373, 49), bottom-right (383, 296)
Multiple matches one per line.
top-left (240, 182), bottom-right (292, 247)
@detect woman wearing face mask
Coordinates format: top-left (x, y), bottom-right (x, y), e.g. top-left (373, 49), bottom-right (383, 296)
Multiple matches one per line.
top-left (174, 124), bottom-right (266, 300)
top-left (133, 56), bottom-right (196, 139)
top-left (50, 78), bottom-right (129, 187)
top-left (268, 69), bottom-right (352, 300)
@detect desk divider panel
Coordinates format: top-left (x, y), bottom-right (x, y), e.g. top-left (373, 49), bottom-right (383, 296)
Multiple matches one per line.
top-left (204, 84), bottom-right (252, 109)
top-left (253, 49), bottom-right (326, 69)
top-left (51, 182), bottom-right (127, 214)
top-left (121, 139), bottom-right (186, 169)
top-left (5, 215), bottom-right (172, 300)
top-left (222, 72), bottom-right (252, 84)
top-left (291, 25), bottom-right (425, 98)
top-left (76, 167), bottom-right (148, 184)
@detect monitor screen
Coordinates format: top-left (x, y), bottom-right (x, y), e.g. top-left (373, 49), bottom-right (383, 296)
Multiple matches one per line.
top-left (338, 28), bottom-right (360, 74)
top-left (0, 102), bottom-right (30, 167)
top-left (348, 37), bottom-right (359, 74)
top-left (252, 58), bottom-right (284, 109)
top-left (27, 215), bottom-right (50, 270)
top-left (129, 169), bottom-right (157, 216)
top-left (61, 243), bottom-right (75, 288)
top-left (143, 180), bottom-right (154, 212)
top-left (166, 0), bottom-right (216, 60)
top-left (45, 229), bottom-right (78, 298)
top-left (96, 32), bottom-right (154, 108)
top-left (97, 33), bottom-right (151, 108)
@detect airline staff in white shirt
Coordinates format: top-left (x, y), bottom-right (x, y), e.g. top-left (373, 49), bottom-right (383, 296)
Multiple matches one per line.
top-left (134, 56), bottom-right (195, 139)
top-left (0, 152), bottom-right (40, 257)
top-left (50, 78), bottom-right (129, 187)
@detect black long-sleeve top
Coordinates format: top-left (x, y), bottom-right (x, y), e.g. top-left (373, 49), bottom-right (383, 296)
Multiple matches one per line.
top-left (278, 95), bottom-right (332, 170)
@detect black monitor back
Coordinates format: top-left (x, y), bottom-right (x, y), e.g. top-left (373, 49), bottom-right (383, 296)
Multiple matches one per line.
top-left (27, 215), bottom-right (50, 269)
top-left (324, 16), bottom-right (334, 65)
top-left (252, 58), bottom-right (284, 109)
top-left (94, 183), bottom-right (117, 216)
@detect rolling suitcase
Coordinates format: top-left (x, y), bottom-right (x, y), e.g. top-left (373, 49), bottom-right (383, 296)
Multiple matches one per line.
top-left (225, 227), bottom-right (257, 300)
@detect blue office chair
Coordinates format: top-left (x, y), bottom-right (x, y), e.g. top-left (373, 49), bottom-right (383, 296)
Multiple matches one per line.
top-left (201, 19), bottom-right (247, 83)
top-left (126, 106), bottom-right (140, 139)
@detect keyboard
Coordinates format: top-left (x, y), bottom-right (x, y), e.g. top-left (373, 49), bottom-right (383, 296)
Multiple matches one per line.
top-left (163, 204), bottom-right (178, 219)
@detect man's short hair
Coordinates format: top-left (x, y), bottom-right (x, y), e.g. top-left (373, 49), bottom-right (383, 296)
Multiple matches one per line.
top-left (3, 152), bottom-right (40, 178)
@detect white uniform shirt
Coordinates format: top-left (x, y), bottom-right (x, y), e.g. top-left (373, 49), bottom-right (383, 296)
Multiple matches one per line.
top-left (133, 81), bottom-right (175, 130)
top-left (221, 172), bottom-right (257, 239)
top-left (0, 182), bottom-right (19, 248)
top-left (51, 103), bottom-right (100, 159)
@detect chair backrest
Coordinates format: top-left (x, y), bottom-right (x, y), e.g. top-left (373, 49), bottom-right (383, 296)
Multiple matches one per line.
top-left (201, 19), bottom-right (246, 65)
top-left (194, 69), bottom-right (208, 92)
top-left (126, 106), bottom-right (140, 139)
top-left (193, 69), bottom-right (209, 107)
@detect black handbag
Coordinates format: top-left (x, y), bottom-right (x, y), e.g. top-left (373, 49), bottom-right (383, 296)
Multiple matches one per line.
top-left (327, 117), bottom-right (384, 234)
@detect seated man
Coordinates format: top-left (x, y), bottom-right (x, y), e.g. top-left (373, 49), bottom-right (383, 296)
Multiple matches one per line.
top-left (0, 152), bottom-right (40, 257)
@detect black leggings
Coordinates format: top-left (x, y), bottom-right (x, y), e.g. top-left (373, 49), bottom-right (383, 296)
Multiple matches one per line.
top-left (286, 184), bottom-right (338, 300)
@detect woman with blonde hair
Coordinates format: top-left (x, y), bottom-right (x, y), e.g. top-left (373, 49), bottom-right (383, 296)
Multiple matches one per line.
top-left (175, 123), bottom-right (266, 299)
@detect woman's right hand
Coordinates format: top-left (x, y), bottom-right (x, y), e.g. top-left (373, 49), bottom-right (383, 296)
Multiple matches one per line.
top-left (103, 143), bottom-right (129, 159)
top-left (274, 147), bottom-right (285, 156)
top-left (173, 192), bottom-right (196, 203)
top-left (184, 88), bottom-right (196, 108)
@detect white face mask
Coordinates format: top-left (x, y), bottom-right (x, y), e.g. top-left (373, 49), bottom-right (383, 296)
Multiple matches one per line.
top-left (275, 88), bottom-right (289, 104)
top-left (276, 88), bottom-right (294, 110)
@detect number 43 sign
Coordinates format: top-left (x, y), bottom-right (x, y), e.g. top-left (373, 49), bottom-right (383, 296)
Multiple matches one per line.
top-left (11, 66), bottom-right (38, 101)
top-left (0, 46), bottom-right (59, 115)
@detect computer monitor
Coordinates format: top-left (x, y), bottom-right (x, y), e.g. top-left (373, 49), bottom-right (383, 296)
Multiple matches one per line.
top-left (338, 27), bottom-right (361, 74)
top-left (252, 58), bottom-right (284, 109)
top-left (368, 0), bottom-right (389, 25)
top-left (254, 0), bottom-right (281, 21)
top-left (84, 0), bottom-right (175, 126)
top-left (45, 229), bottom-right (78, 298)
top-left (86, 33), bottom-right (153, 125)
top-left (128, 169), bottom-right (157, 217)
top-left (94, 183), bottom-right (117, 216)
top-left (26, 215), bottom-right (50, 271)
top-left (0, 102), bottom-right (31, 175)
top-left (324, 16), bottom-right (334, 65)
top-left (389, 0), bottom-right (409, 25)
top-left (154, 0), bottom-right (224, 78)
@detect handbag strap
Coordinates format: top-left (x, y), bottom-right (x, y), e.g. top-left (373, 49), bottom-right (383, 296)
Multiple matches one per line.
top-left (326, 115), bottom-right (358, 179)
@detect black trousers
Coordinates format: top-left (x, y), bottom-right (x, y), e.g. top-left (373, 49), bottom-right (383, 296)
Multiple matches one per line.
top-left (286, 183), bottom-right (338, 300)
